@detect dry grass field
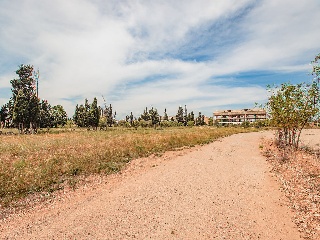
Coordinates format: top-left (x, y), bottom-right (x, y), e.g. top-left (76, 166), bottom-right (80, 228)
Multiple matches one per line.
top-left (0, 126), bottom-right (255, 207)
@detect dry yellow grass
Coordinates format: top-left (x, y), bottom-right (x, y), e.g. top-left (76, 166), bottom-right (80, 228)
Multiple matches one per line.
top-left (0, 126), bottom-right (256, 206)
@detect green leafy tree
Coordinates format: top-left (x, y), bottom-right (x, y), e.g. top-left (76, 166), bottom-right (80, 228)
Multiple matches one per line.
top-left (84, 98), bottom-right (90, 127)
top-left (0, 104), bottom-right (10, 127)
top-left (195, 112), bottom-right (205, 126)
top-left (104, 104), bottom-right (115, 127)
top-left (12, 90), bottom-right (28, 129)
top-left (267, 82), bottom-right (319, 148)
top-left (74, 99), bottom-right (100, 128)
top-left (129, 112), bottom-right (134, 126)
top-left (266, 54), bottom-right (320, 149)
top-left (73, 104), bottom-right (80, 126)
top-left (101, 96), bottom-right (116, 127)
top-left (39, 100), bottom-right (52, 128)
top-left (149, 107), bottom-right (160, 126)
top-left (88, 98), bottom-right (100, 129)
top-left (183, 105), bottom-right (188, 126)
top-left (10, 65), bottom-right (39, 133)
top-left (188, 111), bottom-right (195, 122)
top-left (77, 104), bottom-right (86, 127)
top-left (51, 105), bottom-right (68, 127)
top-left (11, 65), bottom-right (35, 100)
top-left (140, 107), bottom-right (150, 121)
top-left (176, 106), bottom-right (184, 123)
top-left (0, 105), bottom-right (6, 126)
top-left (268, 54), bottom-right (320, 147)
top-left (3, 100), bottom-right (14, 128)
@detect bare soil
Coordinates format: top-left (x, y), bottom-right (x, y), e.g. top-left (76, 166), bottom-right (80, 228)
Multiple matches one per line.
top-left (0, 131), bottom-right (307, 239)
top-left (262, 129), bottom-right (320, 239)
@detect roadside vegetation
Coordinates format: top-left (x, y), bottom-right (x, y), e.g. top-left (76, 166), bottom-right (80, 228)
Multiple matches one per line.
top-left (262, 54), bottom-right (320, 239)
top-left (266, 53), bottom-right (320, 150)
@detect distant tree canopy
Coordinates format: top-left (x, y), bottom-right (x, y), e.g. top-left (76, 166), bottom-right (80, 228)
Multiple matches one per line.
top-left (176, 106), bottom-right (184, 124)
top-left (140, 107), bottom-right (151, 121)
top-left (73, 97), bottom-right (100, 129)
top-left (195, 112), bottom-right (205, 126)
top-left (89, 98), bottom-right (100, 129)
top-left (0, 64), bottom-right (68, 132)
top-left (51, 105), bottom-right (68, 128)
top-left (38, 101), bottom-right (67, 128)
top-left (0, 101), bottom-right (12, 128)
top-left (104, 103), bottom-right (115, 127)
top-left (10, 65), bottom-right (39, 132)
top-left (1, 65), bottom-right (217, 132)
top-left (149, 107), bottom-right (160, 125)
top-left (188, 111), bottom-right (195, 122)
top-left (39, 100), bottom-right (52, 128)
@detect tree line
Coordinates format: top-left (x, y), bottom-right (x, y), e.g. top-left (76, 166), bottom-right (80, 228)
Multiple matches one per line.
top-left (0, 65), bottom-right (67, 133)
top-left (0, 64), bottom-right (210, 133)
top-left (5, 53), bottom-right (319, 136)
top-left (73, 103), bottom-right (210, 130)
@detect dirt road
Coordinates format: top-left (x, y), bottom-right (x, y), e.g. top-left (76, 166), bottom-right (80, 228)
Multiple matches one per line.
top-left (0, 131), bottom-right (301, 239)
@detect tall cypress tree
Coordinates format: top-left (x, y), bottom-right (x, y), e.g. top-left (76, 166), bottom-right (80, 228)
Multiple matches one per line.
top-left (176, 106), bottom-right (184, 123)
top-left (129, 112), bottom-right (134, 126)
top-left (90, 97), bottom-right (100, 129)
top-left (188, 111), bottom-right (195, 122)
top-left (183, 105), bottom-right (188, 126)
top-left (51, 105), bottom-right (68, 127)
top-left (73, 104), bottom-right (79, 126)
top-left (141, 107), bottom-right (150, 121)
top-left (106, 104), bottom-right (114, 127)
top-left (149, 107), bottom-right (160, 126)
top-left (39, 100), bottom-right (52, 128)
top-left (196, 112), bottom-right (205, 126)
top-left (10, 65), bottom-right (39, 132)
top-left (163, 108), bottom-right (168, 121)
top-left (78, 104), bottom-right (86, 127)
top-left (84, 98), bottom-right (90, 128)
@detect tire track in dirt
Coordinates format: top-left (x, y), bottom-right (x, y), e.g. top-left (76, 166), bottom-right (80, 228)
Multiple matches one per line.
top-left (0, 131), bottom-right (301, 239)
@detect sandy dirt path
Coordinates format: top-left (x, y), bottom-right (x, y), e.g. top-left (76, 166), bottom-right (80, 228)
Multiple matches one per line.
top-left (0, 131), bottom-right (302, 239)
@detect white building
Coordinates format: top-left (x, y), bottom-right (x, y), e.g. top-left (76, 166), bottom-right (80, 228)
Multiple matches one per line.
top-left (213, 108), bottom-right (267, 125)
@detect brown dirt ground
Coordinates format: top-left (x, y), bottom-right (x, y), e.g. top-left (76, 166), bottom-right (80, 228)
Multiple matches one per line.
top-left (0, 131), bottom-right (310, 239)
top-left (262, 129), bottom-right (320, 240)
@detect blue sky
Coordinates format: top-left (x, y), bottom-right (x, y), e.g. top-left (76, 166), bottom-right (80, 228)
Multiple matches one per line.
top-left (0, 0), bottom-right (319, 118)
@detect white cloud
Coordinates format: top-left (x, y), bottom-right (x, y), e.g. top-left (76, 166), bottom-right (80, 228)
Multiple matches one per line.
top-left (213, 0), bottom-right (320, 74)
top-left (0, 0), bottom-right (319, 118)
top-left (120, 0), bottom-right (253, 58)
